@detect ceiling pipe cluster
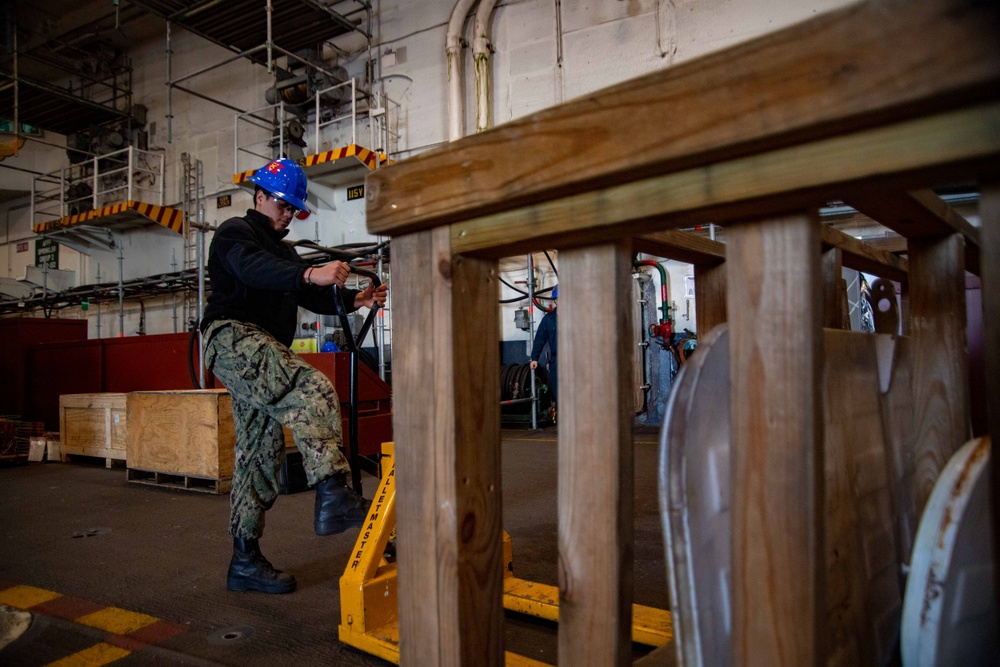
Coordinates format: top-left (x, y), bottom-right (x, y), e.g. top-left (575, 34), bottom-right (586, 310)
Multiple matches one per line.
top-left (446, 0), bottom-right (499, 141)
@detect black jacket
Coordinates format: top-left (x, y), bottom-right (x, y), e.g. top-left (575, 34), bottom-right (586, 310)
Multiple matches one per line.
top-left (201, 209), bottom-right (359, 347)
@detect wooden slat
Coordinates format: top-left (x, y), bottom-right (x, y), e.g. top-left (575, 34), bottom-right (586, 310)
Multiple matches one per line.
top-left (819, 225), bottom-right (909, 283)
top-left (392, 229), bottom-right (461, 667)
top-left (367, 0), bottom-right (1000, 236)
top-left (694, 261), bottom-right (726, 335)
top-left (845, 190), bottom-right (981, 274)
top-left (823, 330), bottom-right (903, 666)
top-left (878, 336), bottom-right (918, 569)
top-left (444, 103), bottom-right (1000, 257)
top-left (907, 234), bottom-right (969, 517)
top-left (633, 230), bottom-right (725, 265)
top-left (392, 230), bottom-right (504, 666)
top-left (452, 251), bottom-right (504, 665)
top-left (558, 242), bottom-right (634, 666)
top-left (727, 213), bottom-right (823, 667)
top-left (859, 235), bottom-right (907, 255)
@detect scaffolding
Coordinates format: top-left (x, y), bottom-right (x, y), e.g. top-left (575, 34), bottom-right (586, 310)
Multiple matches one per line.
top-left (234, 78), bottom-right (399, 175)
top-left (160, 0), bottom-right (377, 147)
top-left (0, 3), bottom-right (136, 148)
top-left (180, 153), bottom-right (205, 330)
top-left (30, 146), bottom-right (166, 230)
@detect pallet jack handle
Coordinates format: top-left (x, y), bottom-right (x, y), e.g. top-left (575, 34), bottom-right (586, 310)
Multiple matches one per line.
top-left (332, 266), bottom-right (382, 497)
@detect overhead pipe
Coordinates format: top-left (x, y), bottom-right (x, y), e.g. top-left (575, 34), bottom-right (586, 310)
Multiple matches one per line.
top-left (473, 0), bottom-right (499, 133)
top-left (447, 0), bottom-right (478, 141)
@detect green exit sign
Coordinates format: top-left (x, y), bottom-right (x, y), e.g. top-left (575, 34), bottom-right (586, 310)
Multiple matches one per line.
top-left (347, 184), bottom-right (365, 201)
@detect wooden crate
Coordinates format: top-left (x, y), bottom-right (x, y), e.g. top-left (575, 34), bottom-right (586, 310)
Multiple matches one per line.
top-left (125, 389), bottom-right (235, 494)
top-left (59, 393), bottom-right (128, 468)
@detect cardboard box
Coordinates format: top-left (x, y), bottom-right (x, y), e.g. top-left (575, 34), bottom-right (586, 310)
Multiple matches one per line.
top-left (28, 437), bottom-right (46, 462)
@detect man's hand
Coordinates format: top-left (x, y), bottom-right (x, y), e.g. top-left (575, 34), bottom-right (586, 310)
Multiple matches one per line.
top-left (309, 261), bottom-right (350, 288)
top-left (355, 281), bottom-right (388, 309)
top-left (529, 360), bottom-right (539, 370)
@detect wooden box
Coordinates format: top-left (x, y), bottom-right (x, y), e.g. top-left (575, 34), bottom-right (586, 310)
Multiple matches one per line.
top-left (125, 389), bottom-right (235, 493)
top-left (59, 393), bottom-right (129, 468)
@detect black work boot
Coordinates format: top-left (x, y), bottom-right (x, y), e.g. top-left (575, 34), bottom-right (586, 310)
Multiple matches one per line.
top-left (314, 473), bottom-right (371, 536)
top-left (226, 538), bottom-right (297, 594)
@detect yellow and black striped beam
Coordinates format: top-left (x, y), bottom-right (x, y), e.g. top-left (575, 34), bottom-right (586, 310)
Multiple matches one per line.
top-left (233, 144), bottom-right (392, 185)
top-left (32, 201), bottom-right (184, 236)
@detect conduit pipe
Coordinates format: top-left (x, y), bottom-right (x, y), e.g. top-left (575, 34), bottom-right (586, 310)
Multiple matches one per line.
top-left (637, 259), bottom-right (671, 324)
top-left (473, 0), bottom-right (499, 132)
top-left (447, 0), bottom-right (479, 141)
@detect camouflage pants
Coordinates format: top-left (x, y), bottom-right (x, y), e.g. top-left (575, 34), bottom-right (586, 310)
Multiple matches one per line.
top-left (203, 319), bottom-right (350, 539)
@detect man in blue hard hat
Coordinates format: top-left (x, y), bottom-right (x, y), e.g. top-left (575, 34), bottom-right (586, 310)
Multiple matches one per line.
top-left (201, 158), bottom-right (387, 594)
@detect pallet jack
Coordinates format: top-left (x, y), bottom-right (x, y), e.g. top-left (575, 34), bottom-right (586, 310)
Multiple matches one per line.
top-left (337, 443), bottom-right (674, 665)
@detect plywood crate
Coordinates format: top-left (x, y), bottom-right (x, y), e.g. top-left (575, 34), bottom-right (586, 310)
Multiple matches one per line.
top-left (59, 393), bottom-right (128, 468)
top-left (125, 389), bottom-right (235, 494)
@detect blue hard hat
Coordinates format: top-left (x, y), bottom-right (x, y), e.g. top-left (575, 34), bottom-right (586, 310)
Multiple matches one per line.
top-left (552, 284), bottom-right (558, 299)
top-left (247, 158), bottom-right (310, 213)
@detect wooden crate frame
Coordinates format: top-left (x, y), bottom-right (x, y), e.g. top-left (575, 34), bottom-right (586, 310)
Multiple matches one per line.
top-left (59, 393), bottom-right (128, 468)
top-left (125, 389), bottom-right (235, 494)
top-left (364, 0), bottom-right (999, 664)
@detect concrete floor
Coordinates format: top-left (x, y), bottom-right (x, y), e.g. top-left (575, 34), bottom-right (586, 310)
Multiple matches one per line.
top-left (0, 427), bottom-right (668, 666)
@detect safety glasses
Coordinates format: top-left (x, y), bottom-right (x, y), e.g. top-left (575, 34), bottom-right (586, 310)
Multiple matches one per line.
top-left (270, 195), bottom-right (299, 215)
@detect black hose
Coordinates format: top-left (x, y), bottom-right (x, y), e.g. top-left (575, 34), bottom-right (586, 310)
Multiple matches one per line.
top-left (543, 250), bottom-right (558, 277)
top-left (499, 363), bottom-right (551, 414)
top-left (187, 324), bottom-right (201, 389)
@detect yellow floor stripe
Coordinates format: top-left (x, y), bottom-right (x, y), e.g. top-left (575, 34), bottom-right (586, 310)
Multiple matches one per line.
top-left (46, 642), bottom-right (131, 667)
top-left (0, 585), bottom-right (61, 609)
top-left (75, 607), bottom-right (159, 635)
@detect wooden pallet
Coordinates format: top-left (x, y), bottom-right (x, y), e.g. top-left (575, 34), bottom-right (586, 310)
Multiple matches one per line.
top-left (62, 452), bottom-right (126, 469)
top-left (126, 467), bottom-right (231, 494)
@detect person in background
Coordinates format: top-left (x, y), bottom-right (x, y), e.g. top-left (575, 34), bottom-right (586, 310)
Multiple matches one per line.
top-left (201, 158), bottom-right (387, 595)
top-left (529, 284), bottom-right (558, 416)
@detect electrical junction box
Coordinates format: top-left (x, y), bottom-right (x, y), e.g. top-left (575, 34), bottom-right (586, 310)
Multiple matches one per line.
top-left (514, 307), bottom-right (531, 331)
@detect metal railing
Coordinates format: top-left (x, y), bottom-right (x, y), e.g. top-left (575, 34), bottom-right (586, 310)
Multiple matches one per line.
top-left (30, 146), bottom-right (166, 227)
top-left (233, 78), bottom-right (399, 175)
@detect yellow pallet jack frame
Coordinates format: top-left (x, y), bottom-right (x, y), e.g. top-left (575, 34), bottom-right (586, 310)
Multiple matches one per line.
top-left (338, 444), bottom-right (673, 665)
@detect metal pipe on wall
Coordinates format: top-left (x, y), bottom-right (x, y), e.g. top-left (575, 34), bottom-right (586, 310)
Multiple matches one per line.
top-left (446, 0), bottom-right (478, 141)
top-left (473, 0), bottom-right (499, 133)
top-left (197, 206), bottom-right (206, 388)
top-left (13, 25), bottom-right (18, 158)
top-left (376, 251), bottom-right (386, 381)
top-left (166, 21), bottom-right (173, 143)
top-left (117, 238), bottom-right (125, 336)
top-left (527, 253), bottom-right (537, 429)
top-left (266, 0), bottom-right (273, 74)
top-left (96, 264), bottom-right (102, 338)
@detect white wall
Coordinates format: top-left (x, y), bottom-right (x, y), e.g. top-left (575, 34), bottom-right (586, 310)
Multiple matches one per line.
top-left (0, 0), bottom-right (857, 337)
